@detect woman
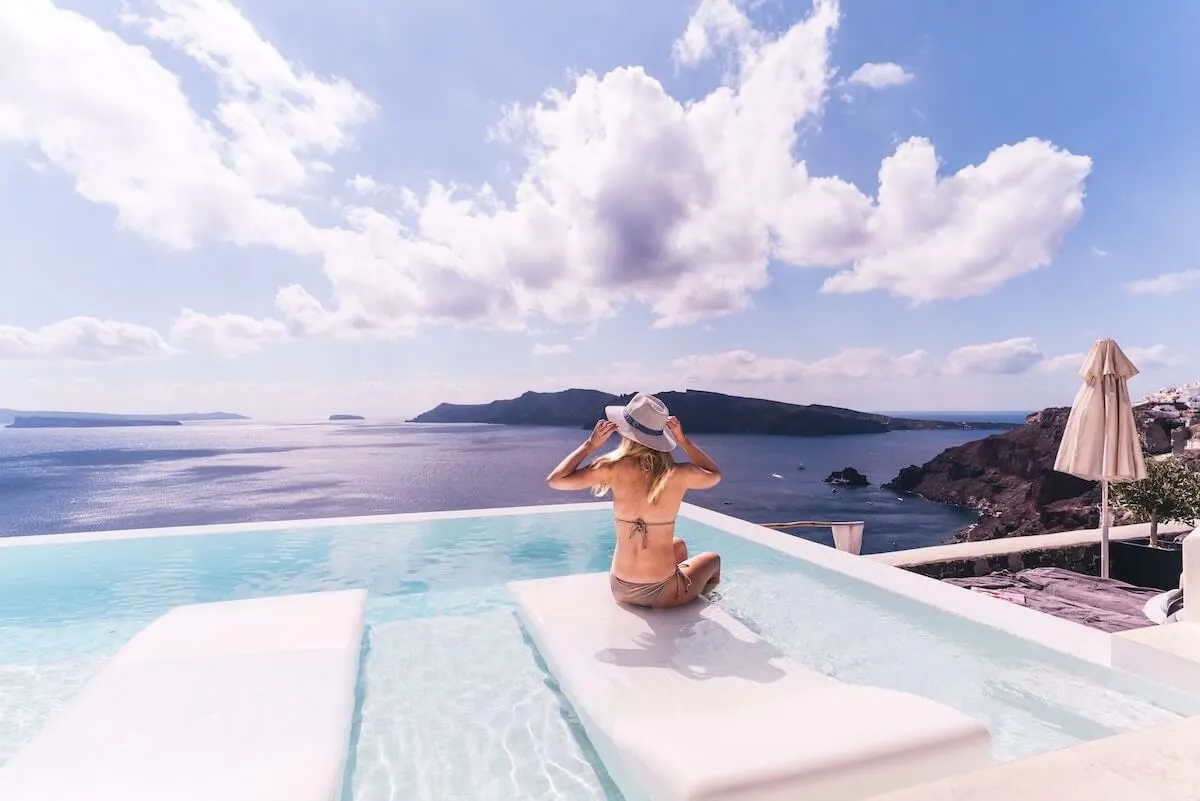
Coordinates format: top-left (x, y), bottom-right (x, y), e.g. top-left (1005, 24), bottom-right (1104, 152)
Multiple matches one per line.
top-left (545, 392), bottom-right (723, 608)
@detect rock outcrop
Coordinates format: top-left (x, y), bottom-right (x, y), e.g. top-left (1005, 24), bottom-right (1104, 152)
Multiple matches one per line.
top-left (885, 404), bottom-right (1200, 541)
top-left (885, 408), bottom-right (1101, 541)
top-left (824, 467), bottom-right (869, 487)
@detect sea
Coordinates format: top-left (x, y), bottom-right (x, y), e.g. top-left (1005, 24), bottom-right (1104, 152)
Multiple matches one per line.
top-left (0, 411), bottom-right (1029, 553)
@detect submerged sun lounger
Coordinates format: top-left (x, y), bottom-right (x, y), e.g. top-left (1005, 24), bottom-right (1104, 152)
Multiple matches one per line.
top-left (510, 573), bottom-right (991, 801)
top-left (0, 590), bottom-right (367, 801)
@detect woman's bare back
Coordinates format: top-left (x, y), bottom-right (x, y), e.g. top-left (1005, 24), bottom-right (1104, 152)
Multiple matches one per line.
top-left (608, 460), bottom-right (691, 583)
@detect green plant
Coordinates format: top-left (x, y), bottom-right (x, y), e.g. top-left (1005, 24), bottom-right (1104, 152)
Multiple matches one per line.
top-left (1110, 456), bottom-right (1200, 548)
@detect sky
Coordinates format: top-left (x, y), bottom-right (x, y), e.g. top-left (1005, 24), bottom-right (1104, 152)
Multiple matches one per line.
top-left (2, 0), bottom-right (1199, 420)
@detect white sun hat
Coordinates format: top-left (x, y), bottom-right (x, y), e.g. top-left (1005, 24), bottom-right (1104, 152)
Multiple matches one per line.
top-left (604, 392), bottom-right (677, 452)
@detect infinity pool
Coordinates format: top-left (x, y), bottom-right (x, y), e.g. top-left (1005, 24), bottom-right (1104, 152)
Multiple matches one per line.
top-left (2, 505), bottom-right (1197, 800)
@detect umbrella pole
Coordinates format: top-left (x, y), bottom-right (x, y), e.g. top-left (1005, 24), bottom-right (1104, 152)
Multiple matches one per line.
top-left (1100, 479), bottom-right (1110, 579)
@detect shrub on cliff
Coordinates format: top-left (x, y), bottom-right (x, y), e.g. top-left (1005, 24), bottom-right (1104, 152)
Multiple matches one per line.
top-left (1110, 456), bottom-right (1200, 548)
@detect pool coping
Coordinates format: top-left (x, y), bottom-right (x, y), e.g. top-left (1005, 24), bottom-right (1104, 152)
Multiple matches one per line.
top-left (3, 500), bottom-right (1116, 667)
top-left (0, 501), bottom-right (614, 547)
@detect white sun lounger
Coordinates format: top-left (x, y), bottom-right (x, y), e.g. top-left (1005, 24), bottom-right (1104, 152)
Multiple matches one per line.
top-left (510, 572), bottom-right (992, 801)
top-left (0, 590), bottom-right (367, 801)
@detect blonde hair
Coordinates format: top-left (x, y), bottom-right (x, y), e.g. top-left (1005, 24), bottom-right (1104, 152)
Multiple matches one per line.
top-left (591, 437), bottom-right (675, 503)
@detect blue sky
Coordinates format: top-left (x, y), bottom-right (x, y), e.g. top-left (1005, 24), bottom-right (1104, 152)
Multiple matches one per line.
top-left (1, 0), bottom-right (1198, 419)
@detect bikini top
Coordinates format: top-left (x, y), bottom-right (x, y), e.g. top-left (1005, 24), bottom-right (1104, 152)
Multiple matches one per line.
top-left (615, 516), bottom-right (677, 549)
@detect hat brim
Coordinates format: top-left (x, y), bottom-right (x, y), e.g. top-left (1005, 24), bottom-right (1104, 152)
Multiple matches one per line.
top-left (605, 405), bottom-right (677, 452)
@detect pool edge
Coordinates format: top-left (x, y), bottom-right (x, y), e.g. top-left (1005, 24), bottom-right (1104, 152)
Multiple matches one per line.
top-left (0, 501), bottom-right (613, 548)
top-left (677, 503), bottom-right (1116, 667)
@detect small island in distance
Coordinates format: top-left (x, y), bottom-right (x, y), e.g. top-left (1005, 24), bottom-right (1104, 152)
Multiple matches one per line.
top-left (329, 414), bottom-right (366, 421)
top-left (1, 409), bottom-right (249, 429)
top-left (410, 388), bottom-right (1021, 438)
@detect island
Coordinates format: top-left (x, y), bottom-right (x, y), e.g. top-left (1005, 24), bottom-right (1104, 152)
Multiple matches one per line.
top-left (8, 416), bottom-right (183, 429)
top-left (329, 414), bottom-right (365, 421)
top-left (0, 408), bottom-right (248, 425)
top-left (409, 388), bottom-right (1020, 437)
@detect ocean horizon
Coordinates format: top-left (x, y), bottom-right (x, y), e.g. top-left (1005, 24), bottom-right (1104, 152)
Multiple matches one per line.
top-left (0, 413), bottom-right (1030, 552)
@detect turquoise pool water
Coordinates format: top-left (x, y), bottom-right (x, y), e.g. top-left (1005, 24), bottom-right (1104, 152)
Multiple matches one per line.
top-left (2, 507), bottom-right (1198, 800)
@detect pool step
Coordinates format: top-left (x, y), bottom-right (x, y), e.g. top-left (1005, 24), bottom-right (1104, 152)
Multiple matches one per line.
top-left (0, 590), bottom-right (367, 801)
top-left (1112, 621), bottom-right (1200, 694)
top-left (509, 571), bottom-right (993, 801)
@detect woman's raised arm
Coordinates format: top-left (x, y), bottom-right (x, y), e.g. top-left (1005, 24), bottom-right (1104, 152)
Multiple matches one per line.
top-left (545, 420), bottom-right (615, 491)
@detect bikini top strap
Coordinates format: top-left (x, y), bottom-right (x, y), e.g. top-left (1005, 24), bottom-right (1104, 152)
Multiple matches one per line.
top-left (614, 517), bottom-right (677, 549)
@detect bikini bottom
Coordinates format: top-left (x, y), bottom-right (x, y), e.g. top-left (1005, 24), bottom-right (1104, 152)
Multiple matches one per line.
top-left (609, 566), bottom-right (692, 608)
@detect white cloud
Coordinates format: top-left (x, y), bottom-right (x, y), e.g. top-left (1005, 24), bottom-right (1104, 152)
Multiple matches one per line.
top-left (0, 317), bottom-right (174, 361)
top-left (1, 0), bottom-right (1092, 339)
top-left (671, 0), bottom-right (763, 67)
top-left (1126, 344), bottom-right (1181, 368)
top-left (815, 138), bottom-right (1091, 303)
top-left (0, 336), bottom-right (1182, 419)
top-left (672, 338), bottom-right (1183, 386)
top-left (673, 346), bottom-right (935, 383)
top-left (846, 62), bottom-right (914, 89)
top-left (1036, 352), bottom-right (1086, 373)
top-left (958, 340), bottom-right (1181, 374)
top-left (532, 343), bottom-right (571, 356)
top-left (674, 350), bottom-right (803, 382)
top-left (945, 337), bottom-right (1045, 375)
top-left (0, 0), bottom-right (327, 251)
top-left (1125, 269), bottom-right (1200, 295)
top-left (170, 309), bottom-right (290, 356)
top-left (346, 173), bottom-right (378, 194)
top-left (122, 0), bottom-right (377, 197)
top-left (1091, 246), bottom-right (1108, 257)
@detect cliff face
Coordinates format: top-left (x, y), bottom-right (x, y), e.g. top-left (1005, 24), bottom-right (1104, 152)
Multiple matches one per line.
top-left (410, 388), bottom-right (1019, 437)
top-left (886, 408), bottom-right (1100, 540)
top-left (886, 404), bottom-right (1200, 541)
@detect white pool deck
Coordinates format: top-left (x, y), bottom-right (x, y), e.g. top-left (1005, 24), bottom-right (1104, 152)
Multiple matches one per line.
top-left (2, 501), bottom-right (1199, 801)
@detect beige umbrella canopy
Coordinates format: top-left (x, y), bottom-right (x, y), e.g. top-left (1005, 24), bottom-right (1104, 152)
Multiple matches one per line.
top-left (1054, 339), bottom-right (1147, 578)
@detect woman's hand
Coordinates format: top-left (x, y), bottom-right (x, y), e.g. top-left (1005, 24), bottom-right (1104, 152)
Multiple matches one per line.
top-left (587, 419), bottom-right (617, 450)
top-left (666, 416), bottom-right (685, 442)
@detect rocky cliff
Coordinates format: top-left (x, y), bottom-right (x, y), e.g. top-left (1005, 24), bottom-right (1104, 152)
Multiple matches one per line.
top-left (885, 403), bottom-right (1200, 541)
top-left (410, 388), bottom-right (1020, 438)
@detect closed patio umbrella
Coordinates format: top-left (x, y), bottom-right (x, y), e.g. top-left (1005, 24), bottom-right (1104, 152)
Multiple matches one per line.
top-left (1054, 339), bottom-right (1147, 578)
